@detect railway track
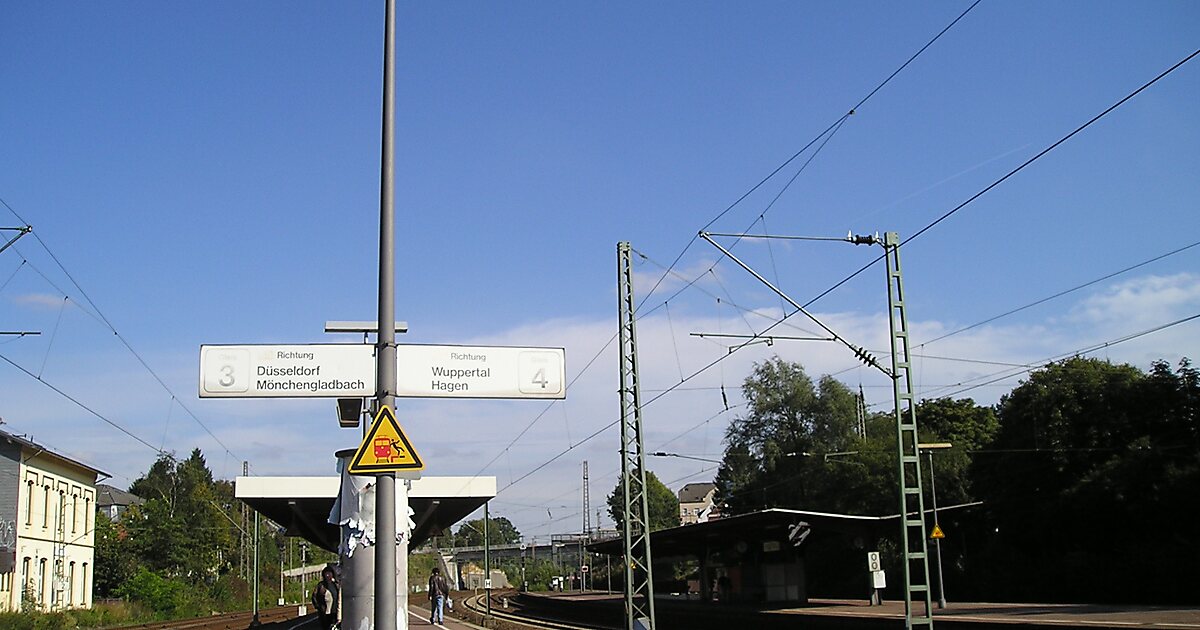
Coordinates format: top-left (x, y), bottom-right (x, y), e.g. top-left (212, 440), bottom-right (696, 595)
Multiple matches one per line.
top-left (459, 590), bottom-right (615, 630)
top-left (115, 605), bottom-right (304, 630)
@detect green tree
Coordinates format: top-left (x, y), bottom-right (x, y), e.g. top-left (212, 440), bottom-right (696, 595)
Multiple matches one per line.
top-left (714, 357), bottom-right (995, 518)
top-left (450, 516), bottom-right (521, 547)
top-left (912, 396), bottom-right (998, 507)
top-left (606, 469), bottom-right (679, 532)
top-left (93, 511), bottom-right (136, 597)
top-left (124, 449), bottom-right (235, 580)
top-left (714, 357), bottom-right (864, 514)
top-left (970, 357), bottom-right (1199, 603)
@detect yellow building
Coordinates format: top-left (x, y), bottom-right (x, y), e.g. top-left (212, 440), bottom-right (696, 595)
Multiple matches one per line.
top-left (0, 430), bottom-right (104, 612)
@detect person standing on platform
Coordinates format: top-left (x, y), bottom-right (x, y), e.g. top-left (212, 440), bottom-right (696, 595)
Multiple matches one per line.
top-left (312, 565), bottom-right (341, 630)
top-left (428, 566), bottom-right (450, 625)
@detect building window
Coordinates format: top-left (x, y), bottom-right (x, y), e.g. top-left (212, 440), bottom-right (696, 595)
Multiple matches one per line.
top-left (68, 562), bottom-right (76, 606)
top-left (22, 557), bottom-right (31, 606)
top-left (81, 563), bottom-right (88, 607)
top-left (71, 486), bottom-right (81, 533)
top-left (38, 558), bottom-right (47, 607)
top-left (84, 492), bottom-right (93, 533)
top-left (25, 479), bottom-right (35, 525)
top-left (43, 484), bottom-right (52, 529)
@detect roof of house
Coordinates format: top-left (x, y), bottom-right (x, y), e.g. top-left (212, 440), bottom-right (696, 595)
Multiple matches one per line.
top-left (0, 428), bottom-right (108, 478)
top-left (96, 483), bottom-right (144, 508)
top-left (678, 482), bottom-right (716, 503)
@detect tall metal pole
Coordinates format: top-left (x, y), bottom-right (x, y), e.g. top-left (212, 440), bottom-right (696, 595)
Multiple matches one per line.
top-left (616, 242), bottom-right (656, 630)
top-left (882, 232), bottom-right (934, 630)
top-left (376, 0), bottom-right (400, 628)
top-left (251, 507), bottom-right (260, 626)
top-left (484, 502), bottom-right (492, 619)
top-left (279, 544), bottom-right (285, 605)
top-left (929, 452), bottom-right (946, 609)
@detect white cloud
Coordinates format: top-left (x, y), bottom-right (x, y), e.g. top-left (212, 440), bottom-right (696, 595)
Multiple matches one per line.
top-left (1068, 273), bottom-right (1200, 329)
top-left (3, 273), bottom-right (1197, 539)
top-left (10, 292), bottom-right (67, 309)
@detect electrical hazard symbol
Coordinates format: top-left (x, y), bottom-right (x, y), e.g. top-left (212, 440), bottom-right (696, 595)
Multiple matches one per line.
top-left (347, 405), bottom-right (424, 475)
top-left (930, 524), bottom-right (945, 539)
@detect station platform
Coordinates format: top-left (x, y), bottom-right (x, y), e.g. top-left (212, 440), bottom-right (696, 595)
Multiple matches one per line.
top-left (782, 599), bottom-right (1200, 630)
top-left (519, 591), bottom-right (1200, 630)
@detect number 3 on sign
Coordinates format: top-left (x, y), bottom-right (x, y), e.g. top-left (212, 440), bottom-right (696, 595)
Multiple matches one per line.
top-left (518, 351), bottom-right (562, 395)
top-left (203, 348), bottom-right (250, 393)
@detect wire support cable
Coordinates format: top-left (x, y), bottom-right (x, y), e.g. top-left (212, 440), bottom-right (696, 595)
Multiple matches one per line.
top-left (633, 1), bottom-right (982, 312)
top-left (632, 248), bottom-right (825, 339)
top-left (690, 45), bottom-right (1200, 389)
top-left (813, 47), bottom-right (1200, 309)
top-left (501, 311), bottom-right (1197, 512)
top-left (458, 3), bottom-right (993, 503)
top-left (582, 43), bottom-right (1200, 484)
top-left (822, 238), bottom-right (1200, 380)
top-left (929, 312), bottom-right (1200, 401)
top-left (0, 196), bottom-right (240, 463)
top-left (919, 238), bottom-right (1200, 347)
top-left (0, 351), bottom-right (165, 454)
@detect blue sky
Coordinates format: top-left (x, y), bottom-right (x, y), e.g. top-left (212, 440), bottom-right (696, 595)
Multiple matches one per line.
top-left (2, 2), bottom-right (1198, 540)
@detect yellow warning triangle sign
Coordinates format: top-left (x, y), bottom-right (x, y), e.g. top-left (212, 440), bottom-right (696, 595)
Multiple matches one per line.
top-left (347, 405), bottom-right (424, 475)
top-left (930, 524), bottom-right (945, 539)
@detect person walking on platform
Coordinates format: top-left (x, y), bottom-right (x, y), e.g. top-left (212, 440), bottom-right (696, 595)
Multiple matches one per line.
top-left (312, 566), bottom-right (341, 630)
top-left (428, 566), bottom-right (450, 625)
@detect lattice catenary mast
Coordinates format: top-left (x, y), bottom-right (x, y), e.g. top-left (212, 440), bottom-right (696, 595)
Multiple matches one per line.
top-left (616, 241), bottom-right (657, 630)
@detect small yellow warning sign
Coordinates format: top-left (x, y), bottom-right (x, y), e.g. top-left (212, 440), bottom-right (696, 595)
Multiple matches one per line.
top-left (930, 524), bottom-right (945, 539)
top-left (347, 406), bottom-right (424, 475)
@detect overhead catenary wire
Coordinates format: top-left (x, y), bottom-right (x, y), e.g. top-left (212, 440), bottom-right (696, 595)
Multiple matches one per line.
top-left (918, 238), bottom-right (1200, 347)
top-left (488, 47), bottom-right (1199, 504)
top-left (645, 46), bottom-right (1200, 408)
top-left (0, 351), bottom-right (164, 454)
top-left (927, 312), bottom-right (1200, 401)
top-left (0, 196), bottom-right (241, 464)
top-left (820, 238), bottom-right (1200, 381)
top-left (633, 249), bottom-right (824, 339)
top-left (634, 1), bottom-right (982, 312)
top-left (800, 47), bottom-right (1200, 312)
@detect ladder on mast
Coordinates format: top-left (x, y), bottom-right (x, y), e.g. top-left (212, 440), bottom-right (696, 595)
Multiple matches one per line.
top-left (883, 232), bottom-right (935, 630)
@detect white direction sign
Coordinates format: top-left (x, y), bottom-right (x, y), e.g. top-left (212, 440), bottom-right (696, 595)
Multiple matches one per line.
top-left (199, 344), bottom-right (375, 398)
top-left (396, 345), bottom-right (565, 399)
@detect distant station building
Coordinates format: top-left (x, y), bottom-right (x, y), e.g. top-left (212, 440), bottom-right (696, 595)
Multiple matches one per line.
top-left (677, 482), bottom-right (719, 525)
top-left (96, 484), bottom-right (144, 521)
top-left (592, 504), bottom-right (977, 606)
top-left (0, 429), bottom-right (104, 612)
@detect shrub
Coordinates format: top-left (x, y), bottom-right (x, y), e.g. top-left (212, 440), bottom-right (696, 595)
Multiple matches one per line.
top-left (117, 568), bottom-right (186, 615)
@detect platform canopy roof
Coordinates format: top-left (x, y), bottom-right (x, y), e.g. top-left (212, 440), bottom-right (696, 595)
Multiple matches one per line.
top-left (235, 475), bottom-right (495, 553)
top-left (588, 504), bottom-right (981, 558)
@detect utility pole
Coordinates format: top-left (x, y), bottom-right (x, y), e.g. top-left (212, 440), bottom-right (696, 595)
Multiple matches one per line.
top-left (242, 461), bottom-right (249, 581)
top-left (375, 0), bottom-right (401, 629)
top-left (698, 230), bottom-right (935, 630)
top-left (855, 384), bottom-right (867, 438)
top-left (582, 461), bottom-right (590, 591)
top-left (251, 503), bottom-right (260, 626)
top-left (616, 242), bottom-right (656, 630)
top-left (484, 502), bottom-right (492, 619)
top-left (880, 232), bottom-right (935, 630)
